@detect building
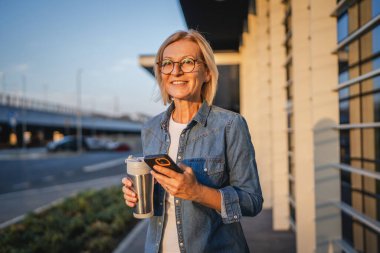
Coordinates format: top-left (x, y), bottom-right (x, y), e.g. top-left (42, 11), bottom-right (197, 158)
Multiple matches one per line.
top-left (140, 0), bottom-right (380, 252)
top-left (0, 93), bottom-right (142, 148)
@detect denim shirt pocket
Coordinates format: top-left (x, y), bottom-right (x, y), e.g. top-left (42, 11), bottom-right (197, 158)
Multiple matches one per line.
top-left (183, 157), bottom-right (225, 188)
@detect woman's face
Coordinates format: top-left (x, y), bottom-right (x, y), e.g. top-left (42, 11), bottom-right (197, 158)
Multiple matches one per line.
top-left (161, 39), bottom-right (209, 103)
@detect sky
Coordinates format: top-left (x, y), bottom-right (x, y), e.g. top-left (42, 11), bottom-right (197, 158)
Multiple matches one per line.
top-left (0, 0), bottom-right (187, 117)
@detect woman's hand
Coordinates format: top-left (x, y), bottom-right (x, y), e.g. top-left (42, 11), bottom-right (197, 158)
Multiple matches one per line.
top-left (122, 177), bottom-right (138, 208)
top-left (151, 163), bottom-right (202, 201)
top-left (151, 163), bottom-right (221, 211)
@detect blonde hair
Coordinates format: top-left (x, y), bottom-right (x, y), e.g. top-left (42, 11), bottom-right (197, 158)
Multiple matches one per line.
top-left (154, 29), bottom-right (219, 105)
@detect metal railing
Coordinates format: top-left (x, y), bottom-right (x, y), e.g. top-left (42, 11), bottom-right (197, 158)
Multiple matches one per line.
top-left (316, 163), bottom-right (380, 241)
top-left (332, 14), bottom-right (380, 53)
top-left (334, 122), bottom-right (380, 130)
top-left (288, 195), bottom-right (296, 208)
top-left (333, 201), bottom-right (380, 234)
top-left (330, 0), bottom-right (358, 17)
top-left (0, 92), bottom-right (93, 116)
top-left (289, 217), bottom-right (296, 232)
top-left (334, 68), bottom-right (380, 91)
top-left (333, 239), bottom-right (358, 253)
top-left (330, 163), bottom-right (380, 180)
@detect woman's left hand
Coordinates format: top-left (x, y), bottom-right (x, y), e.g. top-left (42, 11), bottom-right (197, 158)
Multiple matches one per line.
top-left (151, 163), bottom-right (202, 201)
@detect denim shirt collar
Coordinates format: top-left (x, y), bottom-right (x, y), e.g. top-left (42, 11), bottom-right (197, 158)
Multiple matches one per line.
top-left (160, 100), bottom-right (211, 130)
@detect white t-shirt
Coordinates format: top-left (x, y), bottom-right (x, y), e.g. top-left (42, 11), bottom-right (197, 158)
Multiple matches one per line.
top-left (161, 115), bottom-right (187, 253)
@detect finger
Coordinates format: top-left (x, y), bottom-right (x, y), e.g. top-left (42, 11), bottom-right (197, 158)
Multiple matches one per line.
top-left (178, 163), bottom-right (189, 170)
top-left (151, 170), bottom-right (175, 186)
top-left (153, 177), bottom-right (177, 195)
top-left (122, 177), bottom-right (132, 186)
top-left (124, 193), bottom-right (137, 203)
top-left (178, 163), bottom-right (192, 173)
top-left (122, 186), bottom-right (136, 197)
top-left (125, 199), bottom-right (135, 208)
top-left (153, 165), bottom-right (180, 179)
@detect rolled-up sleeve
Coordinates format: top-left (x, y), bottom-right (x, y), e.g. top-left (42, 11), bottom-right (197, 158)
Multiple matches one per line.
top-left (219, 114), bottom-right (263, 224)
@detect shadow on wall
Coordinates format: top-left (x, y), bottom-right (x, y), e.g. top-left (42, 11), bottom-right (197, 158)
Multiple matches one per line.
top-left (313, 118), bottom-right (341, 252)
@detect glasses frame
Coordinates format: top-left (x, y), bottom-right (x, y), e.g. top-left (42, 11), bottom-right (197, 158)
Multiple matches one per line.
top-left (156, 58), bottom-right (204, 75)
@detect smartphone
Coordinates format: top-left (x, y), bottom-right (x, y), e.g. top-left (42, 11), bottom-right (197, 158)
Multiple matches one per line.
top-left (144, 154), bottom-right (183, 174)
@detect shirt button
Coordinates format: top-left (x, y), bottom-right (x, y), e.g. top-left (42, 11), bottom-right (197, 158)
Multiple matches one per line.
top-left (177, 155), bottom-right (182, 160)
top-left (204, 167), bottom-right (208, 172)
top-left (175, 199), bottom-right (179, 204)
top-left (177, 221), bottom-right (181, 224)
top-left (234, 215), bottom-right (238, 219)
top-left (181, 134), bottom-right (184, 137)
top-left (160, 202), bottom-right (163, 206)
top-left (159, 221), bottom-right (162, 225)
top-left (180, 243), bottom-right (184, 247)
top-left (166, 139), bottom-right (169, 142)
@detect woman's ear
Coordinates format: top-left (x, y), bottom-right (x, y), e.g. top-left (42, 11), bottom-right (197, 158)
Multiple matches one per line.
top-left (206, 69), bottom-right (211, 83)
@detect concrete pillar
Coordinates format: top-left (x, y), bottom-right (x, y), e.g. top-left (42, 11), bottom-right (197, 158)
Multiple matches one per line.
top-left (241, 2), bottom-right (274, 209)
top-left (311, 0), bottom-right (340, 252)
top-left (291, 0), bottom-right (316, 251)
top-left (269, 0), bottom-right (289, 230)
top-left (255, 0), bottom-right (273, 209)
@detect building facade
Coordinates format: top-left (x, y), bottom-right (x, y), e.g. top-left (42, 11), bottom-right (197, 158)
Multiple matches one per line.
top-left (239, 0), bottom-right (380, 252)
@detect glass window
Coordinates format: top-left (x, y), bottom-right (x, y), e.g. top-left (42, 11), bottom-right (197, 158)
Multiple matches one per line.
top-left (361, 92), bottom-right (380, 123)
top-left (339, 87), bottom-right (350, 99)
top-left (338, 12), bottom-right (349, 42)
top-left (290, 204), bottom-right (296, 222)
top-left (340, 130), bottom-right (351, 164)
top-left (376, 129), bottom-right (380, 172)
top-left (373, 0), bottom-right (380, 17)
top-left (365, 228), bottom-right (380, 253)
top-left (349, 97), bottom-right (361, 124)
top-left (339, 70), bottom-right (349, 83)
top-left (361, 58), bottom-right (380, 76)
top-left (340, 100), bottom-right (349, 124)
top-left (342, 212), bottom-right (354, 246)
top-left (338, 2), bottom-right (380, 251)
top-left (373, 25), bottom-right (380, 54)
top-left (375, 93), bottom-right (380, 121)
top-left (374, 58), bottom-right (380, 90)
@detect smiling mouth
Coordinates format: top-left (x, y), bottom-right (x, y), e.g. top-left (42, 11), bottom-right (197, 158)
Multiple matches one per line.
top-left (171, 81), bottom-right (188, 85)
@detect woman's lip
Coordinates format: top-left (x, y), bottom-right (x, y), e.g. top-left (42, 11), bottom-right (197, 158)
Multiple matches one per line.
top-left (171, 81), bottom-right (188, 84)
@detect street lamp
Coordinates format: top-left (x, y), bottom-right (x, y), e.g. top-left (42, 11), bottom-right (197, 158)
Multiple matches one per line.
top-left (0, 72), bottom-right (5, 94)
top-left (43, 83), bottom-right (48, 102)
top-left (22, 75), bottom-right (27, 149)
top-left (76, 69), bottom-right (83, 153)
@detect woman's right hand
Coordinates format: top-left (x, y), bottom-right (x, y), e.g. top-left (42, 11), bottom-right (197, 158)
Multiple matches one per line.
top-left (122, 177), bottom-right (138, 207)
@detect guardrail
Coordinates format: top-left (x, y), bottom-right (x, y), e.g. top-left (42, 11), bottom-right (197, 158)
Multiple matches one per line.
top-left (0, 92), bottom-right (91, 116)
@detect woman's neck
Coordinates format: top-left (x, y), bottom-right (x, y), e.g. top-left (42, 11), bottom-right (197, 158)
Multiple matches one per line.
top-left (172, 99), bottom-right (202, 124)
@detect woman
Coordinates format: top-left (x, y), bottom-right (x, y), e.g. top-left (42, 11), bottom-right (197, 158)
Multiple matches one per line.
top-left (122, 30), bottom-right (263, 253)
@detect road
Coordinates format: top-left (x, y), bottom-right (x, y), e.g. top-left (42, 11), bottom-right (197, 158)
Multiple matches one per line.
top-left (0, 149), bottom-right (142, 225)
top-left (0, 151), bottom-right (141, 194)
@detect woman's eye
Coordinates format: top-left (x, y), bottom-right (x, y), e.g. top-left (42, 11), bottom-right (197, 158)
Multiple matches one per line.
top-left (161, 60), bottom-right (172, 67)
top-left (181, 58), bottom-right (195, 65)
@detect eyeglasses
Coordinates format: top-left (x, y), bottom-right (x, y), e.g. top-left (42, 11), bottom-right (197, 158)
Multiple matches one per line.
top-left (157, 58), bottom-right (204, 75)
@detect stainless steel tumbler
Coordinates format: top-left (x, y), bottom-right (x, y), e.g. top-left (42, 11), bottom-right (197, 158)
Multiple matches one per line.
top-left (125, 156), bottom-right (154, 219)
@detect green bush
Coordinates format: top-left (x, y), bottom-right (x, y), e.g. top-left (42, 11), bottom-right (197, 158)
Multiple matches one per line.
top-left (0, 186), bottom-right (138, 253)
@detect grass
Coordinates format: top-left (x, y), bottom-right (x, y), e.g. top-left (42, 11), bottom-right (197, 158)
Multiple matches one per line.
top-left (0, 186), bottom-right (138, 253)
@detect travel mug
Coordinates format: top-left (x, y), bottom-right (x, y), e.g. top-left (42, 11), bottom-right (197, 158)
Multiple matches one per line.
top-left (125, 156), bottom-right (154, 219)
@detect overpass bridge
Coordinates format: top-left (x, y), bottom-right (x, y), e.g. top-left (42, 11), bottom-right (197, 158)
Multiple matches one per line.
top-left (0, 93), bottom-right (143, 148)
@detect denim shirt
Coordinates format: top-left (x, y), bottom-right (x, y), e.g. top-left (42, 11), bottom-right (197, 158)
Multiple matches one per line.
top-left (142, 101), bottom-right (263, 253)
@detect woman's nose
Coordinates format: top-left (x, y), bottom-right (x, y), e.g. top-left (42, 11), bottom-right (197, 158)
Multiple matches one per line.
top-left (171, 62), bottom-right (183, 75)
